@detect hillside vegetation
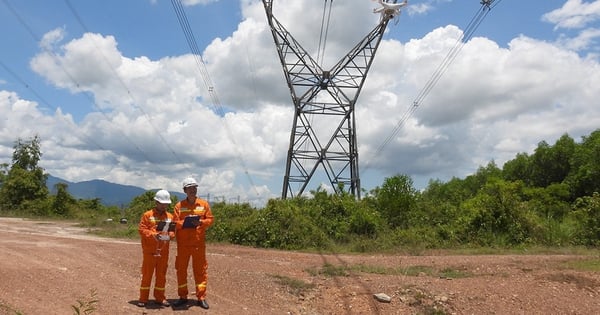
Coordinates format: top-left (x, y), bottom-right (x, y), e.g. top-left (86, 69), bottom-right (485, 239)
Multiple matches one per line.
top-left (1, 130), bottom-right (599, 251)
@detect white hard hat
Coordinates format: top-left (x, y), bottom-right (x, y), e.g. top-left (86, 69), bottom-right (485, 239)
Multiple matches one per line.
top-left (182, 177), bottom-right (198, 189)
top-left (154, 189), bottom-right (172, 204)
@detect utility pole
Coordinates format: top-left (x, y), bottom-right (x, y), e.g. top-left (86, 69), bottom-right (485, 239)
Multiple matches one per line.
top-left (263, 0), bottom-right (395, 199)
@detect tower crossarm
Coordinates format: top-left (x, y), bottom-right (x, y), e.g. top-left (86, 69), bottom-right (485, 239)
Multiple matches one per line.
top-left (327, 19), bottom-right (389, 101)
top-left (263, 1), bottom-right (323, 101)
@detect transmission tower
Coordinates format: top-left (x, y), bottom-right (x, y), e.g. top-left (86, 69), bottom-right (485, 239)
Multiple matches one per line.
top-left (263, 0), bottom-right (395, 199)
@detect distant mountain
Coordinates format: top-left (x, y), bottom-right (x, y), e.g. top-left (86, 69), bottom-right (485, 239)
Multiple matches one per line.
top-left (47, 175), bottom-right (185, 207)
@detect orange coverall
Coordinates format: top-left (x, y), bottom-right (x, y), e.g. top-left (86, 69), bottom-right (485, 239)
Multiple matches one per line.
top-left (138, 209), bottom-right (175, 303)
top-left (173, 198), bottom-right (214, 301)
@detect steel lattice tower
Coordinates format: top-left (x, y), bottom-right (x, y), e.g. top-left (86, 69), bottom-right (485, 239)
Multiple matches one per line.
top-left (263, 0), bottom-right (393, 199)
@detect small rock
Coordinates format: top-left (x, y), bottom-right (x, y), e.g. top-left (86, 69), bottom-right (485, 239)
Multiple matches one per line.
top-left (373, 293), bottom-right (392, 303)
top-left (435, 295), bottom-right (449, 303)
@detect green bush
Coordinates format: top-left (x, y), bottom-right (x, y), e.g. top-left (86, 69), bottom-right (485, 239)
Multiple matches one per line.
top-left (570, 192), bottom-right (600, 245)
top-left (208, 202), bottom-right (257, 242)
top-left (231, 200), bottom-right (329, 250)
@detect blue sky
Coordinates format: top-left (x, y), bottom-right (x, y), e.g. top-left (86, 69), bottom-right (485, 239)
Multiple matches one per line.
top-left (1, 0), bottom-right (599, 206)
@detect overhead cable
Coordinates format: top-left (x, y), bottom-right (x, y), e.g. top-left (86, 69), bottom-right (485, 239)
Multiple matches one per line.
top-left (316, 0), bottom-right (333, 67)
top-left (170, 0), bottom-right (260, 197)
top-left (64, 0), bottom-right (184, 165)
top-left (369, 0), bottom-right (502, 164)
top-left (0, 60), bottom-right (107, 152)
top-left (1, 0), bottom-right (154, 163)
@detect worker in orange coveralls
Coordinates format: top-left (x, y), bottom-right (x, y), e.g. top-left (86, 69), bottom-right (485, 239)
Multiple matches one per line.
top-left (171, 177), bottom-right (214, 309)
top-left (137, 189), bottom-right (175, 308)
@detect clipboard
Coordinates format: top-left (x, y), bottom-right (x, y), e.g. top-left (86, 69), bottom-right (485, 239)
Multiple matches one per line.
top-left (182, 215), bottom-right (200, 228)
top-left (156, 221), bottom-right (175, 232)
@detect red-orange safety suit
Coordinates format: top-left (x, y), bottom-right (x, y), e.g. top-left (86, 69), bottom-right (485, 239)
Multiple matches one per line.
top-left (173, 198), bottom-right (214, 301)
top-left (138, 208), bottom-right (175, 303)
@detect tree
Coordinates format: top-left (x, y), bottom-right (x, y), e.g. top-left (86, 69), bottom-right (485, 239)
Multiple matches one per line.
top-left (524, 183), bottom-right (571, 220)
top-left (529, 134), bottom-right (575, 188)
top-left (127, 190), bottom-right (175, 223)
top-left (0, 135), bottom-right (49, 211)
top-left (566, 129), bottom-right (600, 198)
top-left (0, 162), bottom-right (8, 185)
top-left (372, 174), bottom-right (417, 229)
top-left (551, 134), bottom-right (576, 183)
top-left (463, 179), bottom-right (534, 245)
top-left (416, 178), bottom-right (471, 238)
top-left (52, 182), bottom-right (75, 216)
top-left (12, 136), bottom-right (43, 171)
top-left (502, 153), bottom-right (531, 183)
top-left (463, 161), bottom-right (502, 196)
top-left (570, 192), bottom-right (600, 245)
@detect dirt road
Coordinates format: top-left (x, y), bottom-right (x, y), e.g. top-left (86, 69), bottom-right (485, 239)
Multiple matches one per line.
top-left (0, 217), bottom-right (599, 315)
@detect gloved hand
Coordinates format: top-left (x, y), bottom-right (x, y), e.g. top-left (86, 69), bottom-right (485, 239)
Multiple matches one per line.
top-left (158, 234), bottom-right (170, 241)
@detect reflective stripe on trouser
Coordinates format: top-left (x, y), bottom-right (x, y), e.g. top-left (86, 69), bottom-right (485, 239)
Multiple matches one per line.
top-left (175, 246), bottom-right (208, 300)
top-left (139, 252), bottom-right (169, 302)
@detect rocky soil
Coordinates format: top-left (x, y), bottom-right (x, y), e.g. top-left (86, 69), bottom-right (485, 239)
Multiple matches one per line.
top-left (0, 217), bottom-right (599, 315)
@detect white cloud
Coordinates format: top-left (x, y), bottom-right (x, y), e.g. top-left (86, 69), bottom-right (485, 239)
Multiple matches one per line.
top-left (2, 0), bottom-right (599, 206)
top-left (182, 0), bottom-right (219, 6)
top-left (39, 27), bottom-right (66, 51)
top-left (542, 0), bottom-right (600, 30)
top-left (557, 27), bottom-right (600, 51)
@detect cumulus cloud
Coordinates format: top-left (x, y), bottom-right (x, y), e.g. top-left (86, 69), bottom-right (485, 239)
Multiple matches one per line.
top-left (542, 0), bottom-right (600, 30)
top-left (1, 0), bottom-right (599, 205)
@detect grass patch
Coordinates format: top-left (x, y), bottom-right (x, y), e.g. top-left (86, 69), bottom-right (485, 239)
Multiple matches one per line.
top-left (308, 263), bottom-right (473, 279)
top-left (349, 264), bottom-right (427, 276)
top-left (438, 267), bottom-right (472, 279)
top-left (306, 244), bottom-right (600, 257)
top-left (306, 263), bottom-right (350, 277)
top-left (71, 288), bottom-right (99, 315)
top-left (432, 246), bottom-right (598, 256)
top-left (350, 264), bottom-right (391, 275)
top-left (400, 265), bottom-right (436, 277)
top-left (270, 275), bottom-right (315, 296)
top-left (353, 263), bottom-right (473, 279)
top-left (84, 221), bottom-right (138, 239)
top-left (561, 258), bottom-right (600, 272)
top-left (0, 302), bottom-right (23, 315)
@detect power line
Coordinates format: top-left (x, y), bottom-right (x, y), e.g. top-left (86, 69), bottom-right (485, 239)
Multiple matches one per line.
top-left (316, 0), bottom-right (333, 67)
top-left (0, 59), bottom-right (138, 179)
top-left (0, 60), bottom-right (107, 152)
top-left (1, 0), bottom-right (154, 164)
top-left (170, 0), bottom-right (260, 197)
top-left (366, 0), bottom-right (502, 169)
top-left (64, 0), bottom-right (185, 165)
